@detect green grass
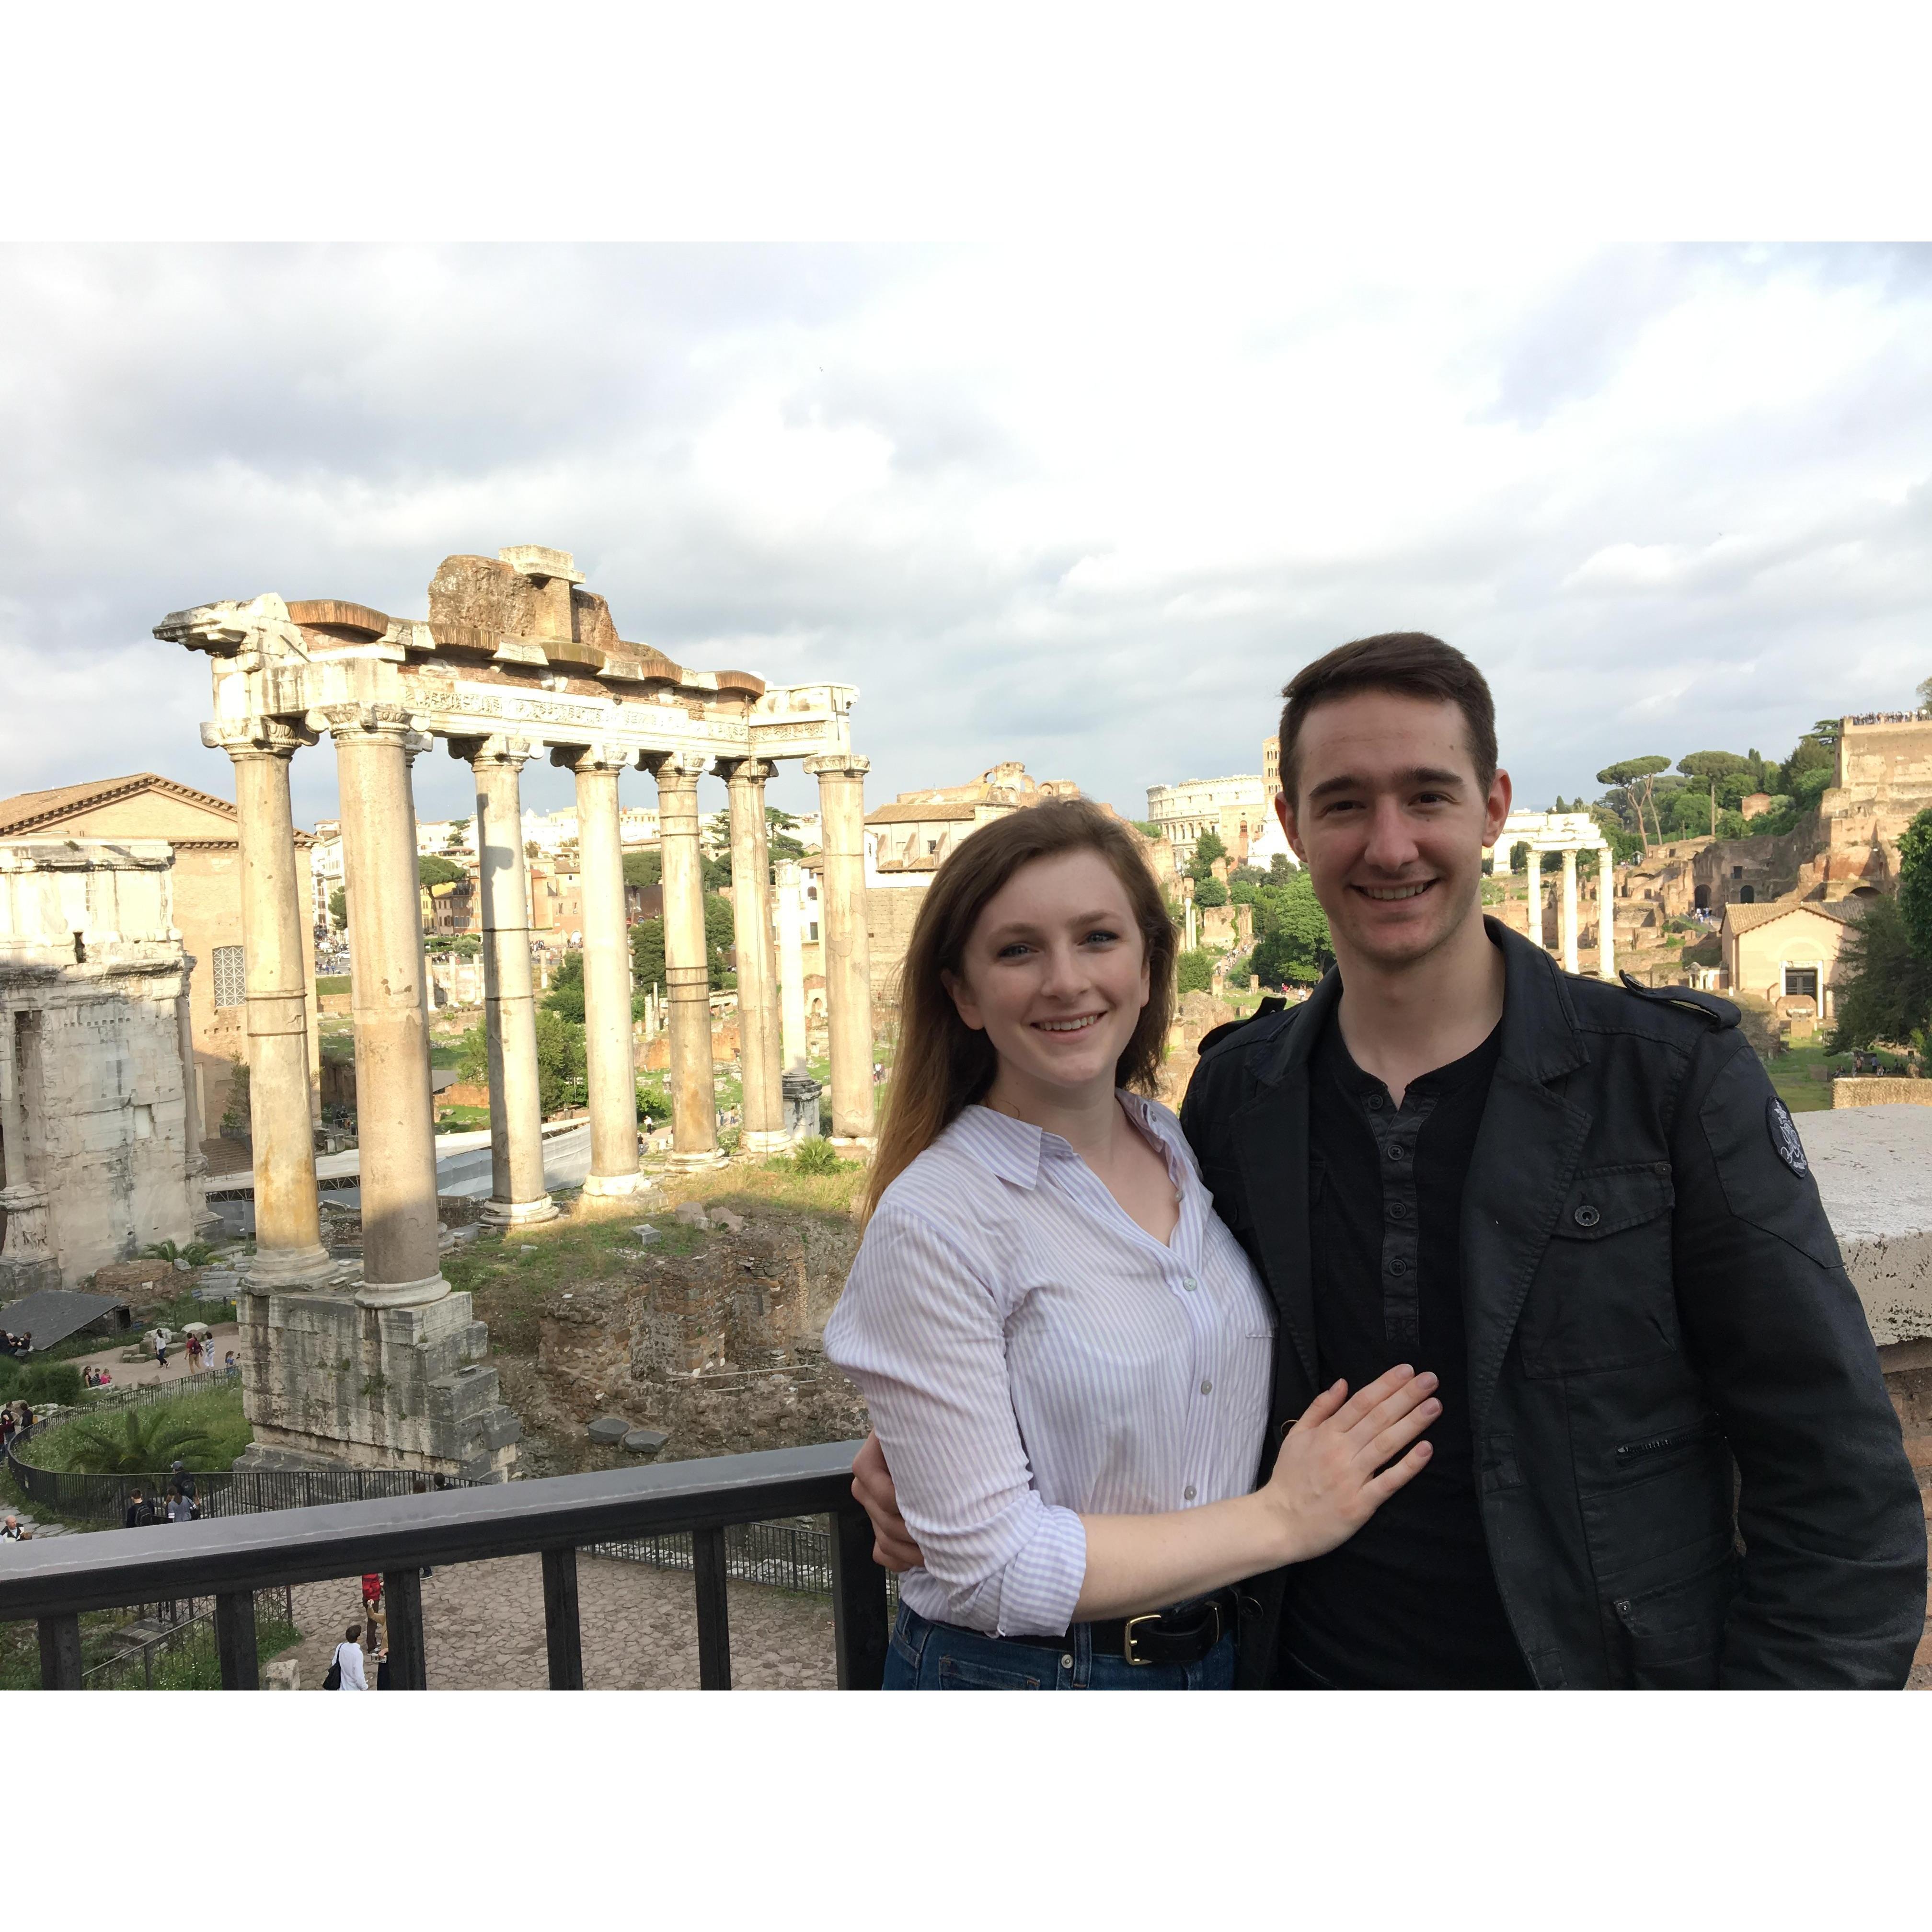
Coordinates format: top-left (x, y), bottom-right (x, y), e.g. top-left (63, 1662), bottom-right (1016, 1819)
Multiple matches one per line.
top-left (22, 1384), bottom-right (253, 1474)
top-left (0, 1610), bottom-right (302, 1690)
top-left (445, 1159), bottom-right (865, 1358)
top-left (435, 1104), bottom-right (491, 1130)
top-left (315, 975), bottom-right (351, 995)
top-left (1762, 1040), bottom-right (1852, 1114)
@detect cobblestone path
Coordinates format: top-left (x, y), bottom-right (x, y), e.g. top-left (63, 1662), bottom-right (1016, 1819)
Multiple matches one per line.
top-left (281, 1549), bottom-right (840, 1690)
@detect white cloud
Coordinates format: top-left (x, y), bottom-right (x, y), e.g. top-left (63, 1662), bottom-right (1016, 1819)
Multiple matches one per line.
top-left (0, 242), bottom-right (1927, 833)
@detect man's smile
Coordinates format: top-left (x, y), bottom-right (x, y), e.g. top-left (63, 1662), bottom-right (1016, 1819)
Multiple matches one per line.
top-left (1354, 880), bottom-right (1436, 902)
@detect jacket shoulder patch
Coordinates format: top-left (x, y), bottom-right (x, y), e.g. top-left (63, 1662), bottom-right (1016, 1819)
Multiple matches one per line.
top-left (1617, 973), bottom-right (1739, 1030)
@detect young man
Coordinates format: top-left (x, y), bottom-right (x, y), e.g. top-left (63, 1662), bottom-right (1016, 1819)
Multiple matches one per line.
top-left (853, 632), bottom-right (1925, 1688)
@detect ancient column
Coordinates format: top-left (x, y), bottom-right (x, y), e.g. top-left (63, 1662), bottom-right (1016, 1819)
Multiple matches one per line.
top-left (1561, 848), bottom-right (1580, 975)
top-left (461, 736), bottom-right (556, 1226)
top-left (804, 753), bottom-right (876, 1147)
top-left (775, 859), bottom-right (808, 1074)
top-left (722, 758), bottom-right (787, 1155)
top-left (224, 728), bottom-right (333, 1288)
top-left (1528, 844), bottom-right (1545, 955)
top-left (326, 705), bottom-right (446, 1306)
top-left (650, 753), bottom-right (726, 1170)
top-left (1596, 845), bottom-right (1618, 982)
top-left (556, 745), bottom-right (644, 1196)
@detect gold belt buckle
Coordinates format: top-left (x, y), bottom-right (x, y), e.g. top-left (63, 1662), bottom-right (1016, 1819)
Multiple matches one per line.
top-left (1123, 1612), bottom-right (1161, 1666)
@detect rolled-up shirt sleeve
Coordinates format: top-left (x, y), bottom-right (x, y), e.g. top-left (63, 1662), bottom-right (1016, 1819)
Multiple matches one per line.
top-left (824, 1206), bottom-right (1087, 1636)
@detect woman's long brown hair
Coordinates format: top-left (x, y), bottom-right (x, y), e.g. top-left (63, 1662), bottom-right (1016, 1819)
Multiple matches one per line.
top-left (862, 798), bottom-right (1177, 1222)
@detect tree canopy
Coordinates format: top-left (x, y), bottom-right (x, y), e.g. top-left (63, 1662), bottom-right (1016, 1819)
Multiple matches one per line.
top-left (418, 853), bottom-right (465, 889)
top-left (1249, 867), bottom-right (1332, 987)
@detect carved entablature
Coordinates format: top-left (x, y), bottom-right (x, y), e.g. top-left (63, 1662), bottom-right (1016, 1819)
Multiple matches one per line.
top-left (156, 552), bottom-right (857, 769)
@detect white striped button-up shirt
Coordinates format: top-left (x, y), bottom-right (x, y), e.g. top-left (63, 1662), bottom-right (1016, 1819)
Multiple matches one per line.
top-left (824, 1093), bottom-right (1276, 1637)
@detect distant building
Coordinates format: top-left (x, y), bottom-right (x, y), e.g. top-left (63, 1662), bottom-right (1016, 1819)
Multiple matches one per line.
top-left (1262, 735), bottom-right (1280, 797)
top-left (865, 762), bottom-right (1082, 882)
top-left (1146, 772), bottom-right (1272, 868)
top-left (1720, 900), bottom-right (1860, 1017)
top-left (0, 772), bottom-right (321, 1144)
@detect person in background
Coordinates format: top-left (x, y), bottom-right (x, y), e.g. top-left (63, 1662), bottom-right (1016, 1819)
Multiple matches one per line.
top-left (332, 1624), bottom-right (368, 1690)
top-left (165, 1485), bottom-right (195, 1524)
top-left (223, 1353), bottom-right (236, 1374)
top-left (1, 1515), bottom-right (23, 1540)
top-left (154, 1333), bottom-right (168, 1370)
top-left (124, 1487), bottom-right (156, 1528)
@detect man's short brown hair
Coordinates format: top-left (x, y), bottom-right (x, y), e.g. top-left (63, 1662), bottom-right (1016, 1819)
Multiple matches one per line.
top-left (1276, 632), bottom-right (1497, 805)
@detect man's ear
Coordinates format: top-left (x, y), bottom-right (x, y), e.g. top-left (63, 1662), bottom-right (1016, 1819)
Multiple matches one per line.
top-left (940, 967), bottom-right (985, 1032)
top-left (1275, 789), bottom-right (1307, 864)
top-left (1483, 768), bottom-right (1514, 848)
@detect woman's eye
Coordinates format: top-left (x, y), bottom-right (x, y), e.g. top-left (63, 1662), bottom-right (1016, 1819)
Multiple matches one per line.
top-left (1082, 929), bottom-right (1119, 945)
top-left (997, 943), bottom-right (1032, 959)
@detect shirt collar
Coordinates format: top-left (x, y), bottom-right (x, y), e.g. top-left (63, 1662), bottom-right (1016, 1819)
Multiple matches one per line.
top-left (952, 1091), bottom-right (1172, 1189)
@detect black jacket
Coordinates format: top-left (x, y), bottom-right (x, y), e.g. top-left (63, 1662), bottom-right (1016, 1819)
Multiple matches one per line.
top-left (1180, 919), bottom-right (1925, 1689)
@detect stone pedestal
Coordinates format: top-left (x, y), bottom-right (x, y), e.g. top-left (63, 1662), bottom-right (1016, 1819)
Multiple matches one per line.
top-left (232, 1285), bottom-right (519, 1482)
top-left (781, 1070), bottom-right (824, 1142)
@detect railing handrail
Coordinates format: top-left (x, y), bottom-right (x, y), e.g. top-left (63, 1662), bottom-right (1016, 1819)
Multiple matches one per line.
top-left (0, 1439), bottom-right (866, 1621)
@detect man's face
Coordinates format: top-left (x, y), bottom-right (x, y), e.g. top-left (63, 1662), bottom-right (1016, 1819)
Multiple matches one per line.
top-left (1279, 689), bottom-right (1511, 971)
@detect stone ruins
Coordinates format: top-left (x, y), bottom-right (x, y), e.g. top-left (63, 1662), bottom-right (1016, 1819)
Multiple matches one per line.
top-left (155, 543), bottom-right (877, 1480)
top-left (0, 839), bottom-right (205, 1295)
top-left (1486, 810), bottom-right (1619, 980)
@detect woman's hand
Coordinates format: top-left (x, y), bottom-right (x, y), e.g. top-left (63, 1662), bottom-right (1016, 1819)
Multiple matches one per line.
top-left (1261, 1365), bottom-right (1440, 1565)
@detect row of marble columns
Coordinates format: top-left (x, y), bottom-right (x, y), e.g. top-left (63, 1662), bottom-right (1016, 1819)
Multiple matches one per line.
top-left (224, 713), bottom-right (874, 1307)
top-left (1495, 840), bottom-right (1618, 981)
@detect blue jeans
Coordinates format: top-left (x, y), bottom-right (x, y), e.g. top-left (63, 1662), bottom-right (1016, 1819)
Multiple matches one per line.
top-left (883, 1602), bottom-right (1235, 1690)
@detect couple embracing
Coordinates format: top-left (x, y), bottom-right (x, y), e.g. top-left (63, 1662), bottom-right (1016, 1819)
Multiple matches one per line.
top-left (823, 632), bottom-right (1926, 1691)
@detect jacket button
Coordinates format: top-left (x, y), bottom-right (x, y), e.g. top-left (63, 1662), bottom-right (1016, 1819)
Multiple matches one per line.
top-left (1613, 1598), bottom-right (1632, 1615)
top-left (1573, 1203), bottom-right (1601, 1229)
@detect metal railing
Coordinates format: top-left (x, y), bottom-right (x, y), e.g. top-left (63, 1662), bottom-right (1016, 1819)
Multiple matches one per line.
top-left (5, 1418), bottom-right (475, 1525)
top-left (80, 1585), bottom-right (296, 1690)
top-left (0, 1441), bottom-right (889, 1690)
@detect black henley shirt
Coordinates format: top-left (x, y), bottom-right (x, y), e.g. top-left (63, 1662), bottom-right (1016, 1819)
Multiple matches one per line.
top-left (1275, 1008), bottom-right (1534, 1690)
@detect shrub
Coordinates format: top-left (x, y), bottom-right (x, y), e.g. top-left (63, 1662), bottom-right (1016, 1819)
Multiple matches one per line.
top-left (1176, 949), bottom-right (1216, 996)
top-left (140, 1240), bottom-right (218, 1267)
top-left (0, 1360), bottom-right (84, 1407)
top-left (793, 1137), bottom-right (842, 1175)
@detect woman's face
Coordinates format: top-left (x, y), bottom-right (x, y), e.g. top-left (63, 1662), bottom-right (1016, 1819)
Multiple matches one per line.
top-left (943, 848), bottom-right (1151, 1101)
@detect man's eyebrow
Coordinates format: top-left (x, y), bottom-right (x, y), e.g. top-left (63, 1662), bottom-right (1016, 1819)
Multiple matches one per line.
top-left (1306, 765), bottom-right (1468, 802)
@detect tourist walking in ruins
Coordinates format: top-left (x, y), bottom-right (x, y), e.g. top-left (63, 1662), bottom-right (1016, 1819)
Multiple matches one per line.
top-left (328, 1624), bottom-right (368, 1690)
top-left (826, 800), bottom-right (1440, 1690)
top-left (851, 633), bottom-right (1925, 1689)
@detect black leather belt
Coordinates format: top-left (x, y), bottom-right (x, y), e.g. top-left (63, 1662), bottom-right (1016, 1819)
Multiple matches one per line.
top-left (1000, 1591), bottom-right (1234, 1668)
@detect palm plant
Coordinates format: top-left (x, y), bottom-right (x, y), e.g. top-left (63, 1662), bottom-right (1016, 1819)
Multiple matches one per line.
top-left (139, 1240), bottom-right (218, 1267)
top-left (55, 1406), bottom-right (219, 1477)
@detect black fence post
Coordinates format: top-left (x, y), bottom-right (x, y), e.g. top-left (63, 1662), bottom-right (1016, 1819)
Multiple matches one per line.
top-left (384, 1567), bottom-right (427, 1690)
top-left (37, 1613), bottom-right (82, 1690)
top-left (829, 1507), bottom-right (889, 1690)
top-left (214, 1589), bottom-right (260, 1689)
top-left (541, 1546), bottom-right (585, 1690)
top-left (692, 1524), bottom-right (732, 1690)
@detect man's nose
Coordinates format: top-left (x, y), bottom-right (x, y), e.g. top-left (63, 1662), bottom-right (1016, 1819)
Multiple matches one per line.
top-left (1361, 797), bottom-right (1421, 872)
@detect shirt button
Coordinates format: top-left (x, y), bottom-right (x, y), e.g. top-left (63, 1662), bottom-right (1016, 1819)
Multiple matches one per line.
top-left (1182, 1276), bottom-right (1198, 1291)
top-left (1366, 1095), bottom-right (1384, 1111)
top-left (1184, 1485), bottom-right (1197, 1501)
top-left (1387, 1145), bottom-right (1406, 1161)
top-left (1388, 1202), bottom-right (1408, 1219)
top-left (1200, 1379), bottom-right (1213, 1395)
top-left (1388, 1258), bottom-right (1408, 1276)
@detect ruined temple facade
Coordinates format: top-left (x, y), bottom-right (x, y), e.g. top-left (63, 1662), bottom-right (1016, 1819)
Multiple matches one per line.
top-left (157, 543), bottom-right (875, 1482)
top-left (1821, 715), bottom-right (1932, 893)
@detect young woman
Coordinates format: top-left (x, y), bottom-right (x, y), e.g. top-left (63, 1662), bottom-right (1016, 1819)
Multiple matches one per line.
top-left (824, 800), bottom-right (1439, 1690)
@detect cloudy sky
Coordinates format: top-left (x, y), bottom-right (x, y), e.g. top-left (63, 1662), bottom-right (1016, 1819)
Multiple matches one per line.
top-left (2, 242), bottom-right (1927, 834)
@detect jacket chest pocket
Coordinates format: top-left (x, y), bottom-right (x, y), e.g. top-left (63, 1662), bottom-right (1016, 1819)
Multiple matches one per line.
top-left (1517, 1163), bottom-right (1679, 1379)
